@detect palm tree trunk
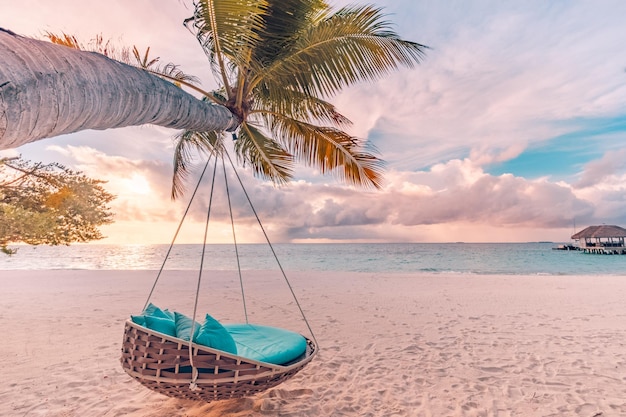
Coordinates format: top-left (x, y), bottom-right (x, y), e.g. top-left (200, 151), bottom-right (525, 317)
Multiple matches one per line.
top-left (0, 28), bottom-right (237, 150)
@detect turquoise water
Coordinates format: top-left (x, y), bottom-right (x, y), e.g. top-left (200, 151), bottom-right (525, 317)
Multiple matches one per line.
top-left (1, 243), bottom-right (625, 275)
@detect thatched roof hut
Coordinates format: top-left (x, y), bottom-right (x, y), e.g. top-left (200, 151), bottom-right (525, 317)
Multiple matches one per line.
top-left (571, 225), bottom-right (626, 240)
top-left (571, 225), bottom-right (626, 253)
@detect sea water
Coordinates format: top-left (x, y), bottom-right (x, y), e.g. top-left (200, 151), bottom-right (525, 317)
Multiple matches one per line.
top-left (1, 242), bottom-right (625, 275)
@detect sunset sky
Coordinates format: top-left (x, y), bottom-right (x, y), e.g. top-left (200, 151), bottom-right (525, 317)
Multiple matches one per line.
top-left (2, 0), bottom-right (626, 244)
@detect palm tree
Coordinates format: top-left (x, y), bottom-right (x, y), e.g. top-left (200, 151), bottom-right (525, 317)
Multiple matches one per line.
top-left (0, 1), bottom-right (427, 195)
top-left (0, 28), bottom-right (237, 149)
top-left (171, 0), bottom-right (426, 196)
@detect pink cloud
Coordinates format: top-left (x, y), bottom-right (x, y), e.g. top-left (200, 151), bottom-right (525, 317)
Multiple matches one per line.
top-left (575, 149), bottom-right (626, 189)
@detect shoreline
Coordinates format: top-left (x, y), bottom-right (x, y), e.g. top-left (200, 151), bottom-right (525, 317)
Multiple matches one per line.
top-left (3, 270), bottom-right (626, 416)
top-left (3, 266), bottom-right (626, 277)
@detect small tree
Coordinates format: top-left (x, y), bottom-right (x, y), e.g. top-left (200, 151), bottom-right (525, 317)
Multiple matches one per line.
top-left (0, 157), bottom-right (115, 254)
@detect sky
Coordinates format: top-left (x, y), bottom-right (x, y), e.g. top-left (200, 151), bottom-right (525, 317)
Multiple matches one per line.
top-left (2, 0), bottom-right (626, 244)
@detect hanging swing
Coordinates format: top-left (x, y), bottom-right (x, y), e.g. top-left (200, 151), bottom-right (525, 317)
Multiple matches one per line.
top-left (120, 149), bottom-right (318, 402)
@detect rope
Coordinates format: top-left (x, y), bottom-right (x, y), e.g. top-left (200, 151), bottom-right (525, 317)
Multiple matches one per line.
top-left (224, 151), bottom-right (318, 347)
top-left (221, 153), bottom-right (248, 323)
top-left (142, 153), bottom-right (215, 312)
top-left (189, 155), bottom-right (219, 389)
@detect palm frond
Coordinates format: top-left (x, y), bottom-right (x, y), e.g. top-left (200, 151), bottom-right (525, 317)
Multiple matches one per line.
top-left (251, 0), bottom-right (328, 66)
top-left (45, 31), bottom-right (82, 49)
top-left (45, 32), bottom-right (124, 59)
top-left (234, 122), bottom-right (293, 184)
top-left (253, 5), bottom-right (428, 97)
top-left (171, 130), bottom-right (223, 199)
top-left (253, 83), bottom-right (351, 126)
top-left (146, 63), bottom-right (201, 87)
top-left (127, 46), bottom-right (203, 91)
top-left (132, 46), bottom-right (159, 69)
top-left (189, 0), bottom-right (270, 91)
top-left (267, 114), bottom-right (384, 189)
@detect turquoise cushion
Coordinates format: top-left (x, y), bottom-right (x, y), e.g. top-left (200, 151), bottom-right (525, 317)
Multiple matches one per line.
top-left (142, 303), bottom-right (175, 320)
top-left (174, 312), bottom-right (201, 342)
top-left (131, 315), bottom-right (146, 326)
top-left (194, 314), bottom-right (237, 355)
top-left (223, 324), bottom-right (307, 365)
top-left (144, 315), bottom-right (177, 336)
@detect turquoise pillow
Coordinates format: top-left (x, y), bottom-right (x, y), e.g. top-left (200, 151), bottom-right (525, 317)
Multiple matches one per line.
top-left (142, 303), bottom-right (175, 320)
top-left (131, 315), bottom-right (146, 326)
top-left (144, 315), bottom-right (176, 337)
top-left (194, 314), bottom-right (237, 355)
top-left (174, 312), bottom-right (201, 342)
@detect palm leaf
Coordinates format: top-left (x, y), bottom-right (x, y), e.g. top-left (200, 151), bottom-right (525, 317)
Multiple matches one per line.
top-left (130, 47), bottom-right (201, 90)
top-left (253, 84), bottom-right (351, 126)
top-left (251, 0), bottom-right (328, 66)
top-left (132, 46), bottom-right (159, 69)
top-left (234, 122), bottom-right (293, 184)
top-left (145, 63), bottom-right (203, 90)
top-left (45, 31), bottom-right (83, 49)
top-left (171, 130), bottom-right (223, 199)
top-left (190, 0), bottom-right (270, 89)
top-left (253, 5), bottom-right (428, 97)
top-left (267, 114), bottom-right (384, 189)
top-left (45, 31), bottom-right (122, 59)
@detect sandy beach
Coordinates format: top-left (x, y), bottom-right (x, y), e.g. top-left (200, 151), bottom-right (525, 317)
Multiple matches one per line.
top-left (2, 269), bottom-right (626, 417)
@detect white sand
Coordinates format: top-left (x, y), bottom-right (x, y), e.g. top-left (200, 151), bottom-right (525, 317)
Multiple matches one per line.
top-left (2, 269), bottom-right (626, 417)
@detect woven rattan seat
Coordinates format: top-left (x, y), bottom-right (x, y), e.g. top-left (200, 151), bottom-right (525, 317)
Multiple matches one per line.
top-left (120, 320), bottom-right (317, 402)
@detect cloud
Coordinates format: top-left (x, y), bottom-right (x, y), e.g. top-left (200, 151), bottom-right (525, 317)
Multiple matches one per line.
top-left (39, 144), bottom-right (623, 243)
top-left (209, 159), bottom-right (599, 241)
top-left (334, 0), bottom-right (626, 173)
top-left (5, 1), bottom-right (626, 243)
top-left (575, 149), bottom-right (626, 189)
top-left (46, 145), bottom-right (177, 222)
top-left (373, 160), bottom-right (595, 229)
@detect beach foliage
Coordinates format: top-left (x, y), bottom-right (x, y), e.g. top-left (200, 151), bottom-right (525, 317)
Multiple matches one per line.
top-left (45, 0), bottom-right (427, 198)
top-left (0, 157), bottom-right (115, 255)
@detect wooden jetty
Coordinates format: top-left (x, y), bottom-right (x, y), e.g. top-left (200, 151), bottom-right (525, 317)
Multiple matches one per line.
top-left (571, 225), bottom-right (626, 255)
top-left (552, 244), bottom-right (579, 251)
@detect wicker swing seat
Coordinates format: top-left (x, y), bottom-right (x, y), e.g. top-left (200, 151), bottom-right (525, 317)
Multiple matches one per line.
top-left (121, 319), bottom-right (317, 402)
top-left (120, 152), bottom-right (318, 402)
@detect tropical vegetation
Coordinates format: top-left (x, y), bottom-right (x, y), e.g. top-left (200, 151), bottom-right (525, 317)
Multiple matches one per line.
top-left (162, 0), bottom-right (428, 197)
top-left (0, 157), bottom-right (115, 254)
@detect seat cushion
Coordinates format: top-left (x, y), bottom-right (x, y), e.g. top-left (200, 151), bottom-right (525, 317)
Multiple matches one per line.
top-left (223, 324), bottom-right (307, 365)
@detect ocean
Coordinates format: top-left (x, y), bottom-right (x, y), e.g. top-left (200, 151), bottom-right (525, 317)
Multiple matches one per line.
top-left (1, 242), bottom-right (625, 275)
